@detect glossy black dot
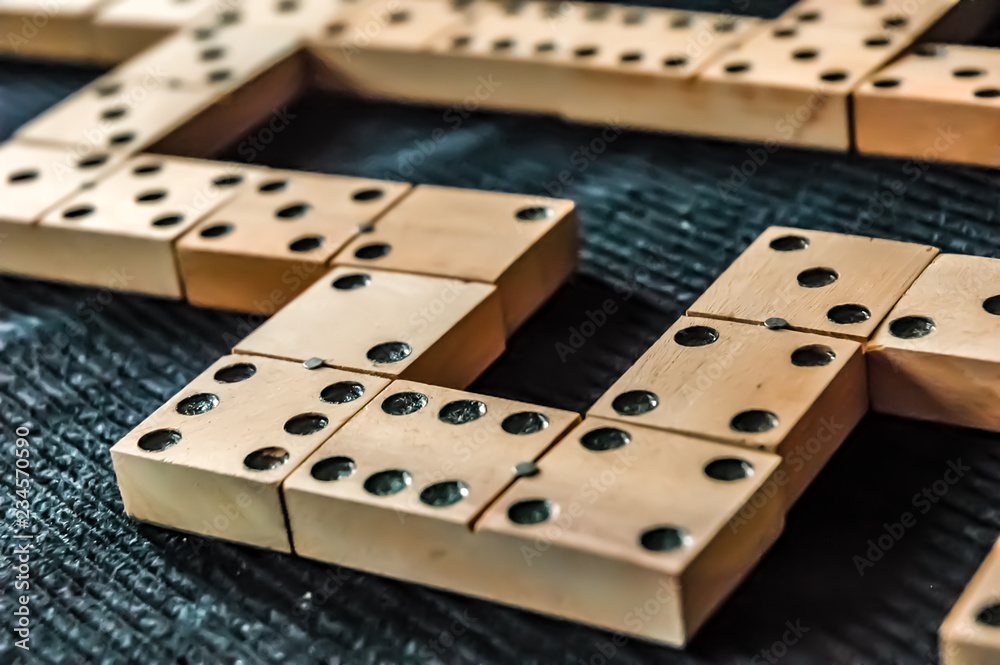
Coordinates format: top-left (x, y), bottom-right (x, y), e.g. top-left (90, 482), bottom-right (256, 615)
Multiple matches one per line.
top-left (7, 169), bottom-right (39, 184)
top-left (289, 236), bottom-right (324, 252)
top-left (769, 235), bottom-right (809, 251)
top-left (152, 214), bottom-right (184, 227)
top-left (620, 51), bottom-right (643, 63)
top-left (77, 154), bottom-right (109, 169)
top-left (976, 603), bottom-right (1000, 627)
top-left (381, 391), bottom-right (428, 415)
top-left (882, 15), bottom-right (907, 28)
top-left (320, 381), bottom-right (365, 404)
top-left (953, 68), bottom-right (984, 78)
top-left (438, 400), bottom-right (487, 425)
top-left (276, 202), bottom-right (310, 219)
top-left (611, 390), bottom-right (659, 416)
top-left (515, 206), bottom-right (552, 221)
top-left (773, 27), bottom-right (797, 38)
top-left (63, 205), bottom-right (95, 220)
top-left (283, 413), bottom-right (329, 435)
top-left (639, 526), bottom-right (687, 552)
top-left (244, 447), bottom-right (289, 471)
top-left (364, 469), bottom-right (411, 496)
top-left (367, 341), bottom-right (411, 364)
top-left (827, 304), bottom-right (871, 325)
top-left (864, 36), bottom-right (890, 47)
top-left (311, 456), bottom-right (356, 481)
top-left (501, 412), bottom-right (549, 435)
top-left (674, 326), bottom-right (719, 347)
top-left (889, 316), bottom-right (935, 339)
top-left (574, 46), bottom-right (599, 58)
top-left (507, 499), bottom-right (552, 525)
top-left (705, 457), bottom-right (754, 481)
top-left (258, 179), bottom-right (288, 193)
top-left (109, 131), bottom-right (136, 146)
top-left (95, 82), bottom-right (122, 96)
top-left (132, 163), bottom-right (162, 176)
top-left (797, 10), bottom-right (820, 21)
top-left (136, 190), bottom-right (167, 203)
top-left (872, 78), bottom-right (901, 88)
top-left (138, 429), bottom-right (181, 452)
top-left (725, 62), bottom-right (751, 74)
top-left (214, 363), bottom-right (256, 383)
top-left (354, 243), bottom-right (391, 260)
top-left (792, 48), bottom-right (818, 60)
top-left (797, 267), bottom-right (838, 288)
top-left (983, 296), bottom-right (1000, 315)
top-left (730, 410), bottom-right (778, 433)
top-left (580, 427), bottom-right (630, 451)
top-left (791, 345), bottom-right (836, 367)
top-left (663, 56), bottom-right (689, 67)
top-left (820, 70), bottom-right (849, 82)
top-left (200, 223), bottom-right (233, 238)
top-left (332, 273), bottom-right (370, 290)
top-left (352, 188), bottom-right (385, 202)
top-left (201, 46), bottom-right (226, 61)
top-left (207, 69), bottom-right (232, 83)
top-left (176, 393), bottom-right (219, 416)
top-left (102, 106), bottom-right (128, 120)
top-left (420, 480), bottom-right (469, 507)
top-left (975, 88), bottom-right (1000, 99)
top-left (670, 14), bottom-right (692, 28)
top-left (212, 174), bottom-right (243, 187)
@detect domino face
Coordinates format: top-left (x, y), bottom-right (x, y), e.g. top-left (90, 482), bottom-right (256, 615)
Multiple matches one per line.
top-left (588, 315), bottom-right (866, 504)
top-left (234, 266), bottom-right (506, 389)
top-left (473, 417), bottom-right (784, 646)
top-left (92, 0), bottom-right (222, 62)
top-left (32, 155), bottom-right (258, 297)
top-left (868, 254), bottom-right (1000, 431)
top-left (177, 171), bottom-right (411, 313)
top-left (855, 44), bottom-right (1000, 168)
top-left (110, 354), bottom-right (390, 552)
top-left (688, 226), bottom-right (938, 341)
top-left (335, 185), bottom-right (578, 332)
top-left (941, 541), bottom-right (1000, 665)
top-left (284, 379), bottom-right (580, 579)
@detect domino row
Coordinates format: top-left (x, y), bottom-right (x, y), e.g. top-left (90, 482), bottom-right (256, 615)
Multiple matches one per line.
top-left (3, 0), bottom-right (999, 167)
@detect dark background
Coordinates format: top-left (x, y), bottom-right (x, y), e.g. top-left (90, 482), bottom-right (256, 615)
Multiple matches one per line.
top-left (3, 1), bottom-right (1000, 663)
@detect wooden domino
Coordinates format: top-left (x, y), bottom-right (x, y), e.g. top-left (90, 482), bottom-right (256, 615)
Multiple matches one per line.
top-left (855, 45), bottom-right (1000, 168)
top-left (177, 170), bottom-right (411, 313)
top-left (234, 266), bottom-right (506, 389)
top-left (0, 141), bottom-right (127, 279)
top-left (588, 315), bottom-right (867, 505)
top-left (0, 0), bottom-right (106, 62)
top-left (334, 185), bottom-right (578, 333)
top-left (284, 379), bottom-right (580, 584)
top-left (941, 540), bottom-right (1000, 665)
top-left (688, 226), bottom-right (938, 341)
top-left (28, 156), bottom-right (259, 297)
top-left (867, 254), bottom-right (1000, 431)
top-left (110, 353), bottom-right (390, 551)
top-left (91, 0), bottom-right (223, 63)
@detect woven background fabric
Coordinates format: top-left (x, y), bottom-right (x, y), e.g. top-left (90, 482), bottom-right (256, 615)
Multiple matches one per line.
top-left (3, 2), bottom-right (1000, 663)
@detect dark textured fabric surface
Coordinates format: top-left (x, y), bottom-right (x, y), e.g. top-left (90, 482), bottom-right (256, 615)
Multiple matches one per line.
top-left (4, 3), bottom-right (1000, 663)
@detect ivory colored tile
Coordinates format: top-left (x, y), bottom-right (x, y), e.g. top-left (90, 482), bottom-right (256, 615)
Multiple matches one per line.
top-left (688, 226), bottom-right (938, 341)
top-left (335, 185), bottom-right (577, 333)
top-left (110, 354), bottom-right (390, 552)
top-left (32, 156), bottom-right (263, 297)
top-left (229, 0), bottom-right (350, 40)
top-left (867, 254), bottom-right (1000, 431)
top-left (471, 418), bottom-right (785, 647)
top-left (284, 379), bottom-right (580, 581)
top-left (0, 0), bottom-right (106, 62)
top-left (0, 141), bottom-right (127, 279)
top-left (234, 266), bottom-right (505, 389)
top-left (177, 171), bottom-right (410, 314)
top-left (589, 315), bottom-right (866, 505)
top-left (941, 540), bottom-right (1000, 665)
top-left (856, 45), bottom-right (1000, 168)
top-left (92, 0), bottom-right (223, 63)
top-left (686, 0), bottom-right (960, 149)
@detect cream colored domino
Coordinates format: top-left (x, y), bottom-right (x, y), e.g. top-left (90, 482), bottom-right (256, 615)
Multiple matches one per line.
top-left (334, 185), bottom-right (578, 334)
top-left (855, 45), bottom-right (1000, 168)
top-left (91, 0), bottom-right (227, 64)
top-left (284, 378), bottom-right (580, 583)
top-left (0, 141), bottom-right (128, 280)
top-left (685, 0), bottom-right (960, 149)
top-left (234, 266), bottom-right (506, 389)
top-left (867, 254), bottom-right (1000, 431)
top-left (589, 315), bottom-right (866, 506)
top-left (688, 226), bottom-right (938, 342)
top-left (0, 0), bottom-right (108, 62)
top-left (473, 418), bottom-right (784, 648)
top-left (177, 171), bottom-right (411, 314)
top-left (941, 540), bottom-right (1000, 665)
top-left (110, 354), bottom-right (390, 552)
top-left (226, 0), bottom-right (352, 40)
top-left (28, 156), bottom-right (267, 297)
